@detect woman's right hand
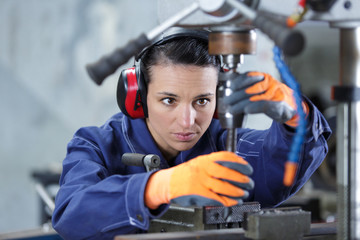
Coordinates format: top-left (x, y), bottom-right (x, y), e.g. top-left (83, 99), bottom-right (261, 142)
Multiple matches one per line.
top-left (144, 151), bottom-right (254, 209)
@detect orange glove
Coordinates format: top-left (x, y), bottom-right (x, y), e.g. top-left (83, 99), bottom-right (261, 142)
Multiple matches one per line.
top-left (223, 72), bottom-right (308, 127)
top-left (144, 151), bottom-right (254, 209)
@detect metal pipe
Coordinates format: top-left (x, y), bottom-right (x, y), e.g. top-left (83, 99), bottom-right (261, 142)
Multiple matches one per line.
top-left (225, 0), bottom-right (257, 20)
top-left (337, 27), bottom-right (360, 240)
top-left (146, 1), bottom-right (199, 40)
top-left (35, 183), bottom-right (55, 213)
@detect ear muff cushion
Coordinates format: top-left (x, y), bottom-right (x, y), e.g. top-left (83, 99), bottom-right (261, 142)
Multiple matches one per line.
top-left (117, 67), bottom-right (146, 119)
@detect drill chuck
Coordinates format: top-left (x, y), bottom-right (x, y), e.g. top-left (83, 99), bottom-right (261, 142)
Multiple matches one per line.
top-left (217, 71), bottom-right (245, 129)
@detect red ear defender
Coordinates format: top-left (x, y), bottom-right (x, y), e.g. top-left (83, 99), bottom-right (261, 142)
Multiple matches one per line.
top-left (117, 66), bottom-right (148, 119)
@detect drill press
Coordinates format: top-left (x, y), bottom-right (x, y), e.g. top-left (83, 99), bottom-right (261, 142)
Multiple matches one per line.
top-left (208, 26), bottom-right (257, 152)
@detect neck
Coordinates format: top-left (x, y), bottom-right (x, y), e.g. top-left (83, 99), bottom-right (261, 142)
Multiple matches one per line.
top-left (145, 118), bottom-right (179, 163)
top-left (161, 149), bottom-right (178, 164)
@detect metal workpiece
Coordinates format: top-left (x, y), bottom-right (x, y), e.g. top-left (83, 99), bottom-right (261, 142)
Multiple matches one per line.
top-left (243, 207), bottom-right (311, 240)
top-left (148, 202), bottom-right (261, 233)
top-left (203, 202), bottom-right (261, 225)
top-left (149, 205), bottom-right (206, 233)
top-left (334, 26), bottom-right (360, 240)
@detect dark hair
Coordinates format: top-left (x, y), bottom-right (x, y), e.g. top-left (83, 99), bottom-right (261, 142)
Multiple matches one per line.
top-left (140, 37), bottom-right (221, 83)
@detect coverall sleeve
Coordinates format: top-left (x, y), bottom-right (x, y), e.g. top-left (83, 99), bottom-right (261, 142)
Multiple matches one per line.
top-left (52, 136), bottom-right (168, 240)
top-left (236, 98), bottom-right (331, 207)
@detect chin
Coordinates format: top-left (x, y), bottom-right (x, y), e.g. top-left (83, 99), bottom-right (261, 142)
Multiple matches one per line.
top-left (173, 141), bottom-right (197, 152)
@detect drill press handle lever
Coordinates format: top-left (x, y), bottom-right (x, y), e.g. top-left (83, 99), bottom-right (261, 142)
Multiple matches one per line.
top-left (122, 153), bottom-right (161, 172)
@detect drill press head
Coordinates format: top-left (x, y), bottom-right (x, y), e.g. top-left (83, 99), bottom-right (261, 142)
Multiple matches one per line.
top-left (208, 26), bottom-right (257, 143)
top-left (209, 26), bottom-right (256, 70)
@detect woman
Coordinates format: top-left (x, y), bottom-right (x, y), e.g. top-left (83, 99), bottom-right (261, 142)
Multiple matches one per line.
top-left (52, 28), bottom-right (331, 239)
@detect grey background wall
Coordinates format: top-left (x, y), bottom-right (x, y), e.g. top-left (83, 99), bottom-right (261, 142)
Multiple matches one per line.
top-left (0, 0), bottom-right (338, 233)
top-left (0, 0), bottom-right (159, 232)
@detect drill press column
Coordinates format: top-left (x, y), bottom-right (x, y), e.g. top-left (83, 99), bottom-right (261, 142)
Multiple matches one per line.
top-left (332, 26), bottom-right (360, 240)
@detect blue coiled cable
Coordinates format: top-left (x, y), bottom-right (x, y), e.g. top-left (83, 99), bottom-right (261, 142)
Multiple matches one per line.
top-left (273, 46), bottom-right (307, 183)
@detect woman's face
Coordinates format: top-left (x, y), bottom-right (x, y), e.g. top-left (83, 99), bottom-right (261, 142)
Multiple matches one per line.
top-left (146, 64), bottom-right (218, 160)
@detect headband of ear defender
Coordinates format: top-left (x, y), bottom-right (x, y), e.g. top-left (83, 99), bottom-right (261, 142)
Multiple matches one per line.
top-left (116, 27), bottom-right (210, 119)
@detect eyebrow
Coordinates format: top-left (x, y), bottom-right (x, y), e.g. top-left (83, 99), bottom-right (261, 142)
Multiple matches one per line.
top-left (196, 93), bottom-right (215, 98)
top-left (157, 92), bottom-right (178, 97)
top-left (157, 92), bottom-right (215, 98)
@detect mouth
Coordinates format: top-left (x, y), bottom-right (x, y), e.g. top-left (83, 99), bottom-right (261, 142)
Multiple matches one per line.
top-left (173, 132), bottom-right (196, 142)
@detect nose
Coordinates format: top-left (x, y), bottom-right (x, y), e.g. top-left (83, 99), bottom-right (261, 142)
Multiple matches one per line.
top-left (177, 104), bottom-right (195, 129)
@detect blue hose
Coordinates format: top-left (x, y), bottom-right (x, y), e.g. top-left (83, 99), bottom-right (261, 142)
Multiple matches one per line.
top-left (273, 46), bottom-right (307, 169)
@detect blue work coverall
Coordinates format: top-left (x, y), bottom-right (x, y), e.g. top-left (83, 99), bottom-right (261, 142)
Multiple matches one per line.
top-left (52, 99), bottom-right (331, 240)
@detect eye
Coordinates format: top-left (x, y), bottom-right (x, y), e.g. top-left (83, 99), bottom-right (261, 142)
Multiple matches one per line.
top-left (161, 97), bottom-right (176, 105)
top-left (196, 98), bottom-right (210, 106)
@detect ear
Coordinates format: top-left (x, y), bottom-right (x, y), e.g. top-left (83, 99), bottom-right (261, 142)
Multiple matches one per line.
top-left (117, 66), bottom-right (147, 119)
